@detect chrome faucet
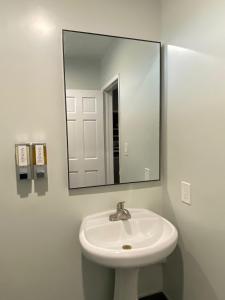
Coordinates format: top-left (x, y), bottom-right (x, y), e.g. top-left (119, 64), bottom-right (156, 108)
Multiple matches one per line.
top-left (109, 201), bottom-right (131, 221)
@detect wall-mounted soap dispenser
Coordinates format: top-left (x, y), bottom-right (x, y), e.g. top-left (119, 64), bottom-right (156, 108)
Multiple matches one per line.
top-left (15, 144), bottom-right (32, 180)
top-left (32, 143), bottom-right (47, 179)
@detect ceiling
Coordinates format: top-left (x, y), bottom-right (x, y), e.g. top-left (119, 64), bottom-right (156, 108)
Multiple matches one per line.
top-left (64, 31), bottom-right (115, 60)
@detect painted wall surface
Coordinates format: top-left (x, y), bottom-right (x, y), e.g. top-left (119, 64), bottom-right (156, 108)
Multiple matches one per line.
top-left (0, 1), bottom-right (162, 300)
top-left (64, 57), bottom-right (101, 90)
top-left (161, 0), bottom-right (225, 299)
top-left (101, 39), bottom-right (160, 182)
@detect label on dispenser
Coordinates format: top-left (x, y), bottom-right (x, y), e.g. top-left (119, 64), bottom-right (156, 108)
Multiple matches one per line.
top-left (35, 144), bottom-right (45, 166)
top-left (18, 145), bottom-right (28, 167)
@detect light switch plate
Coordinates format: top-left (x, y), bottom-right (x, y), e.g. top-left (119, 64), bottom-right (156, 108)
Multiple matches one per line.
top-left (181, 181), bottom-right (191, 205)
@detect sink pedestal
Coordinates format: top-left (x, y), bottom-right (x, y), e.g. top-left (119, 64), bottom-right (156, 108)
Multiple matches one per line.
top-left (114, 268), bottom-right (139, 300)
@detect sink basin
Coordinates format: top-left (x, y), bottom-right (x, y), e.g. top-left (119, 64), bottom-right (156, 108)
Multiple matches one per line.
top-left (79, 208), bottom-right (178, 300)
top-left (79, 208), bottom-right (178, 268)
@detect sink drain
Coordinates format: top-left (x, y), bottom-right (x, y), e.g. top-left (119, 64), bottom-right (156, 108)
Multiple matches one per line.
top-left (122, 244), bottom-right (132, 250)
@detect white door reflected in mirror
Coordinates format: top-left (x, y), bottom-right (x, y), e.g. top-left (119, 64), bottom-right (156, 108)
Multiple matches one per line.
top-left (66, 89), bottom-right (105, 188)
top-left (63, 30), bottom-right (161, 189)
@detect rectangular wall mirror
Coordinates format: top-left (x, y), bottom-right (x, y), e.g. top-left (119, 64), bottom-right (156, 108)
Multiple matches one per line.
top-left (62, 30), bottom-right (161, 189)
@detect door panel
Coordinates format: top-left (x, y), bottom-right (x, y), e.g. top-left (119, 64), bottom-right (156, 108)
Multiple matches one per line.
top-left (83, 120), bottom-right (97, 158)
top-left (67, 120), bottom-right (78, 158)
top-left (84, 170), bottom-right (98, 187)
top-left (82, 97), bottom-right (96, 113)
top-left (66, 89), bottom-right (105, 188)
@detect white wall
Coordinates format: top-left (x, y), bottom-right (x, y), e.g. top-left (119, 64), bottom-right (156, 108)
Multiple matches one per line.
top-left (0, 1), bottom-right (162, 300)
top-left (161, 0), bottom-right (225, 299)
top-left (101, 39), bottom-right (160, 182)
top-left (64, 57), bottom-right (101, 90)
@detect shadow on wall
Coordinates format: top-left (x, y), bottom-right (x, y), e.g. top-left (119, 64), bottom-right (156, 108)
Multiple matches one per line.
top-left (81, 254), bottom-right (115, 300)
top-left (163, 237), bottom-right (219, 300)
top-left (163, 245), bottom-right (184, 300)
top-left (163, 189), bottom-right (218, 300)
top-left (181, 248), bottom-right (219, 300)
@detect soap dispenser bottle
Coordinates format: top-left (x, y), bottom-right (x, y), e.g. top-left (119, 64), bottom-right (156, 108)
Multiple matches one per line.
top-left (32, 143), bottom-right (47, 179)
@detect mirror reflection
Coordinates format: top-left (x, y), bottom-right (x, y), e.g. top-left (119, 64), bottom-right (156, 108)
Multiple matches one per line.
top-left (63, 30), bottom-right (160, 189)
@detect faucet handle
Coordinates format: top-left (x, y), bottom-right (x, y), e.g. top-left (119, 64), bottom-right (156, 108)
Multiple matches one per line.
top-left (117, 201), bottom-right (125, 210)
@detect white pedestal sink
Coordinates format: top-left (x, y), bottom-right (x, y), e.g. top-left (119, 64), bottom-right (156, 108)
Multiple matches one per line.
top-left (79, 209), bottom-right (178, 300)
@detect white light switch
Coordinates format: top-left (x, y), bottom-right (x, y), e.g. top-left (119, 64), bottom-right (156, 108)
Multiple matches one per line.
top-left (181, 181), bottom-right (191, 205)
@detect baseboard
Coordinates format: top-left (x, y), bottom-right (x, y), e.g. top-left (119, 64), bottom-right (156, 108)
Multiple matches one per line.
top-left (139, 292), bottom-right (168, 300)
